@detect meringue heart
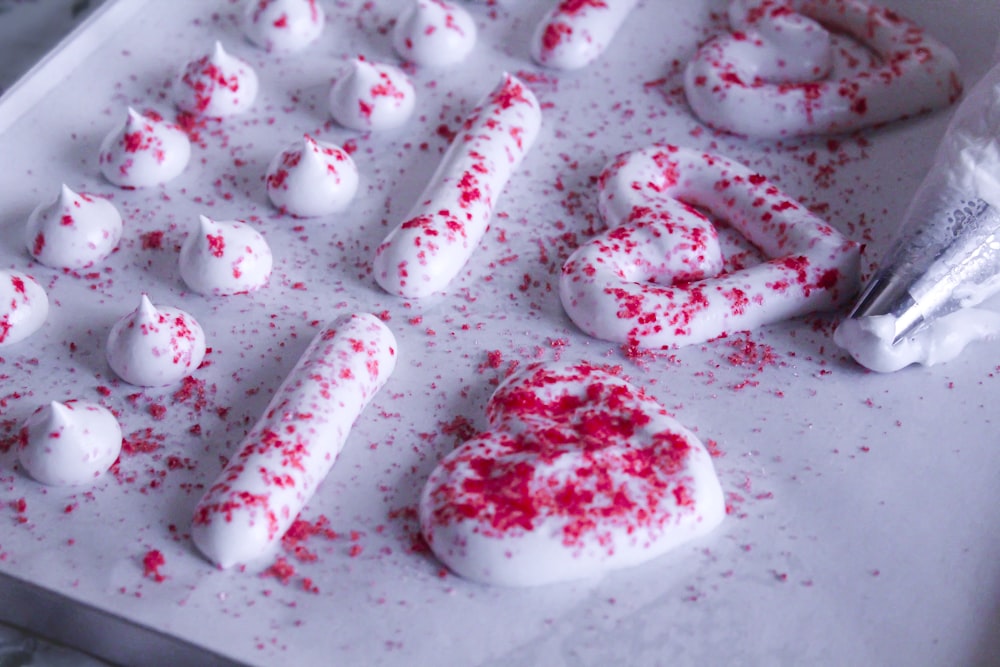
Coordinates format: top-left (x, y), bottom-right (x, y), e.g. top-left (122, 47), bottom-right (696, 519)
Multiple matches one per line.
top-left (560, 144), bottom-right (861, 348)
top-left (420, 361), bottom-right (725, 586)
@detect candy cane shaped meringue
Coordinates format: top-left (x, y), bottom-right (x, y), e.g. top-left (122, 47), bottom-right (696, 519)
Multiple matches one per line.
top-left (683, 0), bottom-right (961, 138)
top-left (191, 313), bottom-right (396, 568)
top-left (531, 0), bottom-right (640, 70)
top-left (560, 145), bottom-right (861, 348)
top-left (374, 73), bottom-right (541, 298)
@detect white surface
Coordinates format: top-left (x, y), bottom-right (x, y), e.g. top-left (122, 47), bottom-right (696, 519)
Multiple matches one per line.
top-left (1, 0), bottom-right (999, 665)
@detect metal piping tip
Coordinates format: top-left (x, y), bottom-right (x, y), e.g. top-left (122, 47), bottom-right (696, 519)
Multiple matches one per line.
top-left (847, 269), bottom-right (924, 345)
top-left (845, 199), bottom-right (1000, 347)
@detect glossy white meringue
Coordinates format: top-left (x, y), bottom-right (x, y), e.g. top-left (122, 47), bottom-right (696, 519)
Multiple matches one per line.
top-left (0, 270), bottom-right (48, 347)
top-left (180, 215), bottom-right (273, 295)
top-left (392, 0), bottom-right (476, 67)
top-left (175, 42), bottom-right (259, 118)
top-left (244, 0), bottom-right (325, 52)
top-left (329, 57), bottom-right (416, 131)
top-left (105, 294), bottom-right (207, 386)
top-left (19, 401), bottom-right (122, 487)
top-left (25, 185), bottom-right (123, 269)
top-left (265, 135), bottom-right (359, 217)
top-left (98, 108), bottom-right (191, 188)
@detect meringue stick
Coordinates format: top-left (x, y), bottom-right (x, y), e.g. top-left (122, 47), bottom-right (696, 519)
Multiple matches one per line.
top-left (191, 313), bottom-right (397, 568)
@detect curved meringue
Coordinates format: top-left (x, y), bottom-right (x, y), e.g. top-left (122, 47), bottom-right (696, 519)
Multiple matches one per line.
top-left (329, 57), bottom-right (416, 131)
top-left (0, 270), bottom-right (48, 347)
top-left (106, 295), bottom-right (207, 386)
top-left (18, 401), bottom-right (122, 487)
top-left (179, 215), bottom-right (273, 295)
top-left (175, 42), bottom-right (259, 118)
top-left (25, 185), bottom-right (123, 269)
top-left (393, 0), bottom-right (476, 67)
top-left (265, 135), bottom-right (359, 217)
top-left (99, 108), bottom-right (192, 188)
top-left (244, 0), bottom-right (325, 52)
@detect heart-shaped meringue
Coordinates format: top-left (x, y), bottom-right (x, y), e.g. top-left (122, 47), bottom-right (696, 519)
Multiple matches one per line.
top-left (683, 0), bottom-right (961, 138)
top-left (420, 361), bottom-right (725, 586)
top-left (560, 145), bottom-right (861, 348)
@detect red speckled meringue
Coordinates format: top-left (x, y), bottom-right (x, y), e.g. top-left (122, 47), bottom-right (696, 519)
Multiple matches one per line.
top-left (329, 57), bottom-right (416, 132)
top-left (265, 135), bottom-right (359, 218)
top-left (105, 294), bottom-right (206, 386)
top-left (531, 0), bottom-right (639, 70)
top-left (0, 270), bottom-right (48, 347)
top-left (244, 0), bottom-right (324, 52)
top-left (560, 145), bottom-right (861, 348)
top-left (18, 401), bottom-right (122, 487)
top-left (374, 73), bottom-right (541, 298)
top-left (179, 215), bottom-right (273, 296)
top-left (420, 361), bottom-right (725, 586)
top-left (99, 108), bottom-right (191, 188)
top-left (683, 0), bottom-right (961, 138)
top-left (393, 0), bottom-right (476, 67)
top-left (191, 313), bottom-right (397, 568)
top-left (175, 42), bottom-right (259, 118)
top-left (26, 185), bottom-right (123, 269)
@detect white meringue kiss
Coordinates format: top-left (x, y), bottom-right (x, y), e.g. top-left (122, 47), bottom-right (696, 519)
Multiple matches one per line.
top-left (26, 185), bottom-right (123, 269)
top-left (393, 0), bottom-right (476, 67)
top-left (106, 295), bottom-right (206, 386)
top-left (329, 58), bottom-right (416, 131)
top-left (19, 401), bottom-right (122, 487)
top-left (99, 108), bottom-right (191, 188)
top-left (244, 0), bottom-right (325, 52)
top-left (175, 42), bottom-right (259, 118)
top-left (180, 215), bottom-right (273, 295)
top-left (265, 135), bottom-right (359, 217)
top-left (0, 270), bottom-right (48, 347)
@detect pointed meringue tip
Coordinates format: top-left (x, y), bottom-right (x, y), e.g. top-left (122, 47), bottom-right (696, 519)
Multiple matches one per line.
top-left (198, 214), bottom-right (215, 232)
top-left (213, 41), bottom-right (227, 58)
top-left (59, 183), bottom-right (78, 202)
top-left (48, 401), bottom-right (73, 423)
top-left (137, 293), bottom-right (158, 317)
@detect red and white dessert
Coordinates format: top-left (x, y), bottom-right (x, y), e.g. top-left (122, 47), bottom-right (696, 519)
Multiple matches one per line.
top-left (175, 42), bottom-right (259, 118)
top-left (374, 73), bottom-right (541, 298)
top-left (105, 294), bottom-right (207, 386)
top-left (420, 361), bottom-right (725, 586)
top-left (560, 145), bottom-right (861, 348)
top-left (25, 185), bottom-right (123, 269)
top-left (18, 401), bottom-right (122, 487)
top-left (265, 135), bottom-right (359, 218)
top-left (244, 0), bottom-right (325, 53)
top-left (99, 108), bottom-right (192, 188)
top-left (531, 0), bottom-right (639, 70)
top-left (329, 57), bottom-right (416, 132)
top-left (392, 0), bottom-right (476, 67)
top-left (683, 0), bottom-right (961, 138)
top-left (0, 270), bottom-right (48, 347)
top-left (179, 215), bottom-right (273, 296)
top-left (191, 313), bottom-right (397, 568)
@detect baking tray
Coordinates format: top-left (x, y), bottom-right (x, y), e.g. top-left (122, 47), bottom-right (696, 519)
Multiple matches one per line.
top-left (2, 0), bottom-right (1000, 665)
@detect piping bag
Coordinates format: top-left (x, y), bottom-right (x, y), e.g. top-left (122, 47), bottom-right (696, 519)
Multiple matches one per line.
top-left (835, 42), bottom-right (1000, 372)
